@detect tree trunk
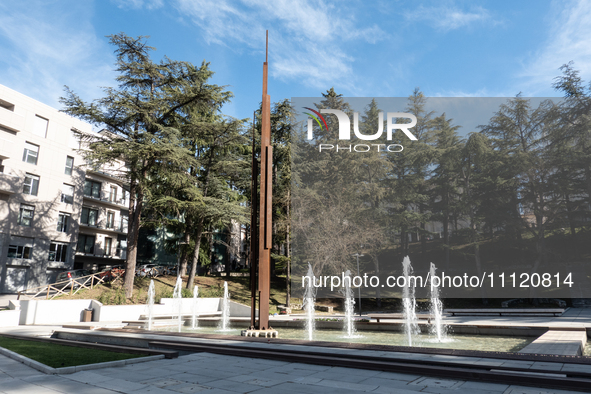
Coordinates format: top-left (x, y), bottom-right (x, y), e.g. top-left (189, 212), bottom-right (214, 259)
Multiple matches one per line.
top-left (443, 213), bottom-right (450, 269)
top-left (187, 217), bottom-right (204, 289)
top-left (528, 228), bottom-right (545, 300)
top-left (285, 191), bottom-right (291, 307)
top-left (471, 219), bottom-right (487, 302)
top-left (225, 224), bottom-right (231, 275)
top-left (565, 193), bottom-right (577, 239)
top-left (419, 205), bottom-right (426, 258)
top-left (374, 255), bottom-right (381, 307)
top-left (179, 231), bottom-right (190, 277)
top-left (187, 148), bottom-right (215, 288)
top-left (124, 172), bottom-right (143, 299)
top-left (400, 226), bottom-right (408, 260)
top-left (208, 228), bottom-right (214, 272)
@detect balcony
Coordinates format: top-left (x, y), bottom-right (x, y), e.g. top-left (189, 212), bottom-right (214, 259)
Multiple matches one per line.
top-left (0, 172), bottom-right (19, 195)
top-left (79, 222), bottom-right (128, 234)
top-left (86, 169), bottom-right (129, 185)
top-left (82, 193), bottom-right (128, 209)
top-left (75, 250), bottom-right (126, 260)
top-left (0, 106), bottom-right (25, 133)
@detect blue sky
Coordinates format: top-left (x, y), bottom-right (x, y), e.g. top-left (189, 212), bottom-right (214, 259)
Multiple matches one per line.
top-left (1, 0), bottom-right (590, 122)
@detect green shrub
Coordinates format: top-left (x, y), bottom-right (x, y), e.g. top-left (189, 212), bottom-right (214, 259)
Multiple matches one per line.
top-left (155, 289), bottom-right (173, 304)
top-left (201, 284), bottom-right (224, 298)
top-left (97, 291), bottom-right (110, 305)
top-left (113, 288), bottom-right (126, 305)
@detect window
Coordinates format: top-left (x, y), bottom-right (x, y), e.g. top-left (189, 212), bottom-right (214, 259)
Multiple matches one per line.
top-left (65, 156), bottom-right (74, 176)
top-left (33, 115), bottom-right (48, 138)
top-left (18, 204), bottom-right (34, 226)
top-left (0, 99), bottom-right (14, 111)
top-left (69, 129), bottom-right (79, 149)
top-left (61, 184), bottom-right (74, 204)
top-left (81, 207), bottom-right (98, 226)
top-left (121, 190), bottom-right (129, 206)
top-left (106, 211), bottom-right (115, 229)
top-left (23, 174), bottom-right (39, 196)
top-left (22, 142), bottom-right (39, 165)
top-left (116, 239), bottom-right (127, 257)
top-left (0, 159), bottom-right (4, 173)
top-left (120, 216), bottom-right (128, 232)
top-left (7, 245), bottom-right (32, 259)
top-left (83, 179), bottom-right (101, 199)
top-left (77, 234), bottom-right (95, 254)
top-left (57, 213), bottom-right (69, 233)
top-left (105, 238), bottom-right (112, 256)
top-left (109, 186), bottom-right (117, 202)
top-left (49, 242), bottom-right (68, 262)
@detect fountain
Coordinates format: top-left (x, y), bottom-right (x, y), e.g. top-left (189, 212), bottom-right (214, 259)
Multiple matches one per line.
top-left (191, 285), bottom-right (199, 329)
top-left (219, 281), bottom-right (230, 331)
top-left (147, 260), bottom-right (543, 355)
top-left (343, 270), bottom-right (357, 338)
top-left (173, 276), bottom-right (183, 332)
top-left (402, 256), bottom-right (419, 346)
top-left (303, 263), bottom-right (316, 341)
top-left (429, 263), bottom-right (446, 342)
top-left (147, 279), bottom-right (155, 331)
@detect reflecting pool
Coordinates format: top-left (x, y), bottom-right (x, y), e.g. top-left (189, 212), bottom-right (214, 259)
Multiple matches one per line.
top-left (157, 326), bottom-right (535, 353)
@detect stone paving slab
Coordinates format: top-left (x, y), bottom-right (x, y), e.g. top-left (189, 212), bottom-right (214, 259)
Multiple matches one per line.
top-left (0, 349), bottom-right (585, 394)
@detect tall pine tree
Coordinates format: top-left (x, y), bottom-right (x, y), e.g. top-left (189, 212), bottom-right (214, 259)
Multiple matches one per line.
top-left (61, 34), bottom-right (225, 297)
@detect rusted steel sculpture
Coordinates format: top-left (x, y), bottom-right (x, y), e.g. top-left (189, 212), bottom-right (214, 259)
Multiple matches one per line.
top-left (251, 31), bottom-right (272, 330)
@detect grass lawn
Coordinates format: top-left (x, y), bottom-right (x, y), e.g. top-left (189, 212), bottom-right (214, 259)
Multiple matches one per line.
top-left (0, 337), bottom-right (145, 368)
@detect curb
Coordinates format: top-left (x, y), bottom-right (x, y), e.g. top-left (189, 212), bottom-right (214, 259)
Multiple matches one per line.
top-left (0, 346), bottom-right (164, 375)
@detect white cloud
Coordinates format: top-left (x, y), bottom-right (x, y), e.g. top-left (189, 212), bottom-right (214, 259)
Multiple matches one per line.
top-left (0, 1), bottom-right (116, 109)
top-left (174, 0), bottom-right (385, 91)
top-left (518, 0), bottom-right (591, 95)
top-left (404, 5), bottom-right (493, 31)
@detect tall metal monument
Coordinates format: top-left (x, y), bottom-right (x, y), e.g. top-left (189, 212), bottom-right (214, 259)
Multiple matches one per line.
top-left (250, 30), bottom-right (272, 331)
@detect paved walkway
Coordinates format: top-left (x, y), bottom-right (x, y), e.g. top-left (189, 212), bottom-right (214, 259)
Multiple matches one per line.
top-left (0, 351), bottom-right (583, 394)
top-left (1, 309), bottom-right (590, 393)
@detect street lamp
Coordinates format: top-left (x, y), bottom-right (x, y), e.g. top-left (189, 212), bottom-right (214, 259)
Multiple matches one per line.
top-left (352, 253), bottom-right (364, 316)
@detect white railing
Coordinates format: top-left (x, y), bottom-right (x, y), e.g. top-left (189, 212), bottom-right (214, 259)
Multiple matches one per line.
top-left (17, 271), bottom-right (124, 301)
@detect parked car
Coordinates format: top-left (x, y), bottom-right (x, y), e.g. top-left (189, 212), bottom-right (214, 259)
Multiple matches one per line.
top-left (55, 269), bottom-right (92, 288)
top-left (136, 264), bottom-right (159, 277)
top-left (97, 265), bottom-right (125, 281)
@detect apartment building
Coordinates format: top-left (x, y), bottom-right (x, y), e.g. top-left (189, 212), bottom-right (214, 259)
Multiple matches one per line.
top-left (0, 84), bottom-right (128, 294)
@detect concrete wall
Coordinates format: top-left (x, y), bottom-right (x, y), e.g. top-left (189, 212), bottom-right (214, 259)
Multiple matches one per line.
top-left (159, 297), bottom-right (221, 315)
top-left (18, 299), bottom-right (93, 325)
top-left (229, 300), bottom-right (253, 317)
top-left (10, 297), bottom-right (253, 325)
top-left (95, 303), bottom-right (149, 322)
top-left (91, 299), bottom-right (222, 321)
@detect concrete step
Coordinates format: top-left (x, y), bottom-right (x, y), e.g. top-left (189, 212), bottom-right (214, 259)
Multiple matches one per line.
top-left (572, 299), bottom-right (591, 308)
top-left (519, 328), bottom-right (587, 356)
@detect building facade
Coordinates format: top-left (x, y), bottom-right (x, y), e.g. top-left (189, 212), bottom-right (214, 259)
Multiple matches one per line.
top-left (0, 84), bottom-right (128, 294)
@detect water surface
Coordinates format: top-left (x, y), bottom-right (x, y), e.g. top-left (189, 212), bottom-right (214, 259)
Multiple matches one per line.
top-left (159, 325), bottom-right (534, 353)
